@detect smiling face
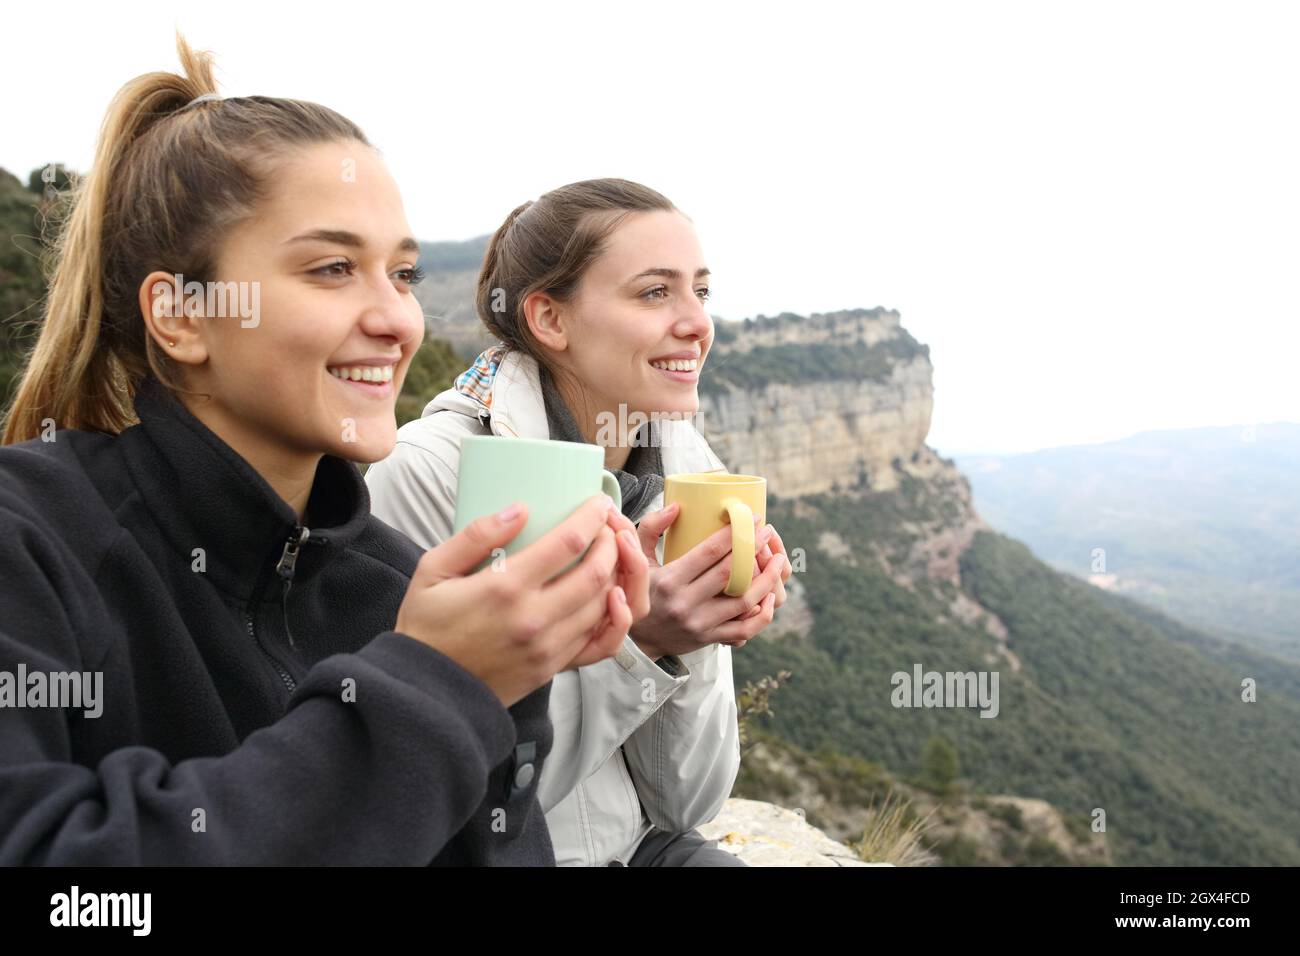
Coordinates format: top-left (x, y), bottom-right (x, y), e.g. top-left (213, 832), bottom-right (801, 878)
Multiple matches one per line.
top-left (156, 140), bottom-right (425, 478)
top-left (542, 209), bottom-right (713, 427)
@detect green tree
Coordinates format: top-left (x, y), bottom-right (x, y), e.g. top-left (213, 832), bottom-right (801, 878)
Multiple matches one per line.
top-left (0, 166), bottom-right (57, 412)
top-left (394, 336), bottom-right (465, 427)
top-left (920, 735), bottom-right (960, 796)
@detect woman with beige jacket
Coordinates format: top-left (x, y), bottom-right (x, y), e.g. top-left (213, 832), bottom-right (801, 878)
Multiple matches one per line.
top-left (366, 178), bottom-right (792, 865)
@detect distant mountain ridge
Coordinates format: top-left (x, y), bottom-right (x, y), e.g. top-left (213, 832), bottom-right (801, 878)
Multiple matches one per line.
top-left (958, 424), bottom-right (1300, 661)
top-left (413, 237), bottom-right (491, 359)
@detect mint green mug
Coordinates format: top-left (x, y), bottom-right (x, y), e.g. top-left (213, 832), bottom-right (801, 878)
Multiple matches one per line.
top-left (452, 436), bottom-right (623, 576)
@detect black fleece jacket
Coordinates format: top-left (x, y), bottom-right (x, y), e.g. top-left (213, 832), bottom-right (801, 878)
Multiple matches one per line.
top-left (0, 377), bottom-right (554, 865)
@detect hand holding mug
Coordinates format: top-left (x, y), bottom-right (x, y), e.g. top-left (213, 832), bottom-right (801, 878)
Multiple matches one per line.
top-left (628, 500), bottom-right (785, 660)
top-left (397, 494), bottom-right (633, 707)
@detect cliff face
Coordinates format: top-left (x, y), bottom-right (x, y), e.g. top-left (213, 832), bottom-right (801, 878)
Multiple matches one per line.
top-left (699, 308), bottom-right (992, 597)
top-left (697, 309), bottom-right (937, 496)
top-left (698, 308), bottom-right (1014, 671)
top-left (712, 307), bottom-right (910, 352)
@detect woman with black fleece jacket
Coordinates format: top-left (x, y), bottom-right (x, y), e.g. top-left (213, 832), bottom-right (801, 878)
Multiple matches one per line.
top-left (0, 35), bottom-right (650, 865)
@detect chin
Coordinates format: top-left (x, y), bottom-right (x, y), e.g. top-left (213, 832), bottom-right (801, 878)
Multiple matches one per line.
top-left (652, 392), bottom-right (699, 417)
top-left (330, 439), bottom-right (394, 465)
top-left (327, 418), bottom-right (397, 464)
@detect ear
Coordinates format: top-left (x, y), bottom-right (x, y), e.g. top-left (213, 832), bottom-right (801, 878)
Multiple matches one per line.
top-left (138, 270), bottom-right (210, 365)
top-left (522, 290), bottom-right (569, 353)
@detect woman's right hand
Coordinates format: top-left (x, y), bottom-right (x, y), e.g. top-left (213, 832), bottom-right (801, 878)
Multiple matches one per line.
top-left (395, 494), bottom-right (632, 708)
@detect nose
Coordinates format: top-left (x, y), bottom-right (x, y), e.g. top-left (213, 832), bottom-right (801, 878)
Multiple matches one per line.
top-left (357, 270), bottom-right (425, 348)
top-left (671, 294), bottom-right (712, 344)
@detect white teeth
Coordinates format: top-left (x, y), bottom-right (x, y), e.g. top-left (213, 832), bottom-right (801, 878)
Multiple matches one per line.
top-left (328, 365), bottom-right (394, 383)
top-left (650, 358), bottom-right (699, 372)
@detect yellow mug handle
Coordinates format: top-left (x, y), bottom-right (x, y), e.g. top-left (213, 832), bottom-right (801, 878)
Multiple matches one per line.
top-left (721, 496), bottom-right (755, 597)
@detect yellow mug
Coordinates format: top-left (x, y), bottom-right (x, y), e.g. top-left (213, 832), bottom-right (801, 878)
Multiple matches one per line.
top-left (663, 473), bottom-right (767, 597)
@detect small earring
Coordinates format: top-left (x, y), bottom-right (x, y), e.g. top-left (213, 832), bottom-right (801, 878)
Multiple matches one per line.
top-left (167, 340), bottom-right (176, 347)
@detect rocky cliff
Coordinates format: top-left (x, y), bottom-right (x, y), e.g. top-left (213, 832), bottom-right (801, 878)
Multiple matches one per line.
top-left (697, 309), bottom-right (1011, 666)
top-left (699, 308), bottom-right (937, 496)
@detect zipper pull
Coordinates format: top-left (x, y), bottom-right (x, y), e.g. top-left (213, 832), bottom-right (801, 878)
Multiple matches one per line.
top-left (276, 525), bottom-right (310, 648)
top-left (276, 525), bottom-right (310, 581)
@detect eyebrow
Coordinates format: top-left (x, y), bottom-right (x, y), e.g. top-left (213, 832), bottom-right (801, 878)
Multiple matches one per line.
top-left (627, 267), bottom-right (711, 283)
top-left (287, 229), bottom-right (420, 254)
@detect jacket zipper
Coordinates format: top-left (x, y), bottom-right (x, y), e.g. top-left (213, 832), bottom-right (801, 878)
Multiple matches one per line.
top-left (245, 523), bottom-right (321, 695)
top-left (275, 525), bottom-right (311, 649)
top-left (246, 610), bottom-right (296, 694)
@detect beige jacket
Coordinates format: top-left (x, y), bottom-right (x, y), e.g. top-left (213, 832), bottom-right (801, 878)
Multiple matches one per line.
top-left (364, 346), bottom-right (741, 865)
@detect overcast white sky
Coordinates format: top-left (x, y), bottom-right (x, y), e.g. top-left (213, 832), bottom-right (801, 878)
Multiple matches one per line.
top-left (5, 0), bottom-right (1297, 455)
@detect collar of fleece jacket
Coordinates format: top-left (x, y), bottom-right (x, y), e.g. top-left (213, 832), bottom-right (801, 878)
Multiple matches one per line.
top-left (120, 376), bottom-right (372, 602)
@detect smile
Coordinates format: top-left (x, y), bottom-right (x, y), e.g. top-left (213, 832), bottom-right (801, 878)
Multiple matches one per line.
top-left (649, 358), bottom-right (699, 372)
top-left (327, 363), bottom-right (395, 395)
top-left (328, 364), bottom-right (394, 383)
top-left (649, 357), bottom-right (699, 382)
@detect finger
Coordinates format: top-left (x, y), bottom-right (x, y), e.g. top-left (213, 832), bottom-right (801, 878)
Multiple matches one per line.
top-left (539, 525), bottom-right (620, 624)
top-left (753, 533), bottom-right (787, 607)
top-left (736, 571), bottom-right (775, 617)
top-left (742, 553), bottom-right (785, 608)
top-left (696, 552), bottom-right (785, 632)
top-left (614, 528), bottom-right (651, 620)
top-left (556, 588), bottom-right (620, 671)
top-left (511, 494), bottom-right (615, 587)
top-left (415, 503), bottom-right (529, 586)
top-left (768, 527), bottom-right (793, 582)
top-left (635, 502), bottom-right (679, 561)
top-left (665, 522), bottom-right (737, 583)
top-left (679, 524), bottom-right (774, 611)
top-left (712, 592), bottom-right (776, 643)
top-left (565, 586), bottom-right (632, 669)
top-left (600, 586), bottom-right (634, 649)
top-left (562, 585), bottom-right (631, 670)
top-left (677, 551), bottom-right (735, 613)
top-left (606, 508), bottom-right (637, 538)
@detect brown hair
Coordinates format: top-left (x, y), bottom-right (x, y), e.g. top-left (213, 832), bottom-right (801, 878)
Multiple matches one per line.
top-left (2, 33), bottom-right (370, 444)
top-left (475, 179), bottom-right (680, 416)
